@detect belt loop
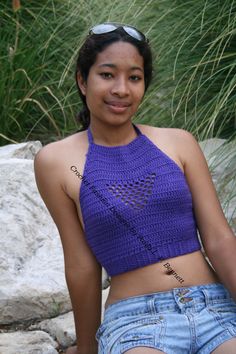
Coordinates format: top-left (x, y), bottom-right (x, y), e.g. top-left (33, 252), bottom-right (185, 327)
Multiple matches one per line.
top-left (202, 289), bottom-right (210, 306)
top-left (147, 296), bottom-right (157, 314)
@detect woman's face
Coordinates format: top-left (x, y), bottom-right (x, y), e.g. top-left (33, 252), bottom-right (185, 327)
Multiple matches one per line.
top-left (78, 41), bottom-right (145, 126)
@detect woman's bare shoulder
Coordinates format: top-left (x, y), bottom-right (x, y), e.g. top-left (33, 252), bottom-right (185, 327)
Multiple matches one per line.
top-left (34, 131), bottom-right (86, 166)
top-left (137, 124), bottom-right (196, 160)
top-left (138, 124), bottom-right (193, 141)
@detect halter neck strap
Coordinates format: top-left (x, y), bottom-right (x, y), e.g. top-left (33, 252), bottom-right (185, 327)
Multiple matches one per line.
top-left (87, 123), bottom-right (142, 145)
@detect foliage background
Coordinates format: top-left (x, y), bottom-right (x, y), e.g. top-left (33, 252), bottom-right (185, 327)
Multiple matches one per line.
top-left (1, 0), bottom-right (236, 146)
top-left (1, 0), bottom-right (235, 226)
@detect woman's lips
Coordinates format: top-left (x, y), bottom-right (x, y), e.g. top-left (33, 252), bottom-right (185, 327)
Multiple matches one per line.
top-left (105, 101), bottom-right (131, 113)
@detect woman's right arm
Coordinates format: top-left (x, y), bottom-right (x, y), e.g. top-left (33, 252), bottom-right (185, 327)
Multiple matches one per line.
top-left (34, 143), bottom-right (102, 354)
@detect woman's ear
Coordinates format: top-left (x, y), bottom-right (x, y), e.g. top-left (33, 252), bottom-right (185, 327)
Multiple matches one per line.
top-left (76, 71), bottom-right (87, 95)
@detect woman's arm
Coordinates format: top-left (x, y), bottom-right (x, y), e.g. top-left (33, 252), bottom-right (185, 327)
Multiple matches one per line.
top-left (176, 129), bottom-right (236, 301)
top-left (34, 143), bottom-right (102, 354)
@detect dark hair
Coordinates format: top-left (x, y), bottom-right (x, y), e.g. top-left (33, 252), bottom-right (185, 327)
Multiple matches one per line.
top-left (75, 27), bottom-right (153, 131)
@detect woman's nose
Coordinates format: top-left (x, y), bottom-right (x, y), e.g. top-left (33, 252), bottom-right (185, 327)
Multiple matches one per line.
top-left (111, 77), bottom-right (129, 97)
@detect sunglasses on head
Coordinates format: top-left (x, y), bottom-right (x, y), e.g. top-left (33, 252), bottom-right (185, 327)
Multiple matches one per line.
top-left (89, 22), bottom-right (148, 43)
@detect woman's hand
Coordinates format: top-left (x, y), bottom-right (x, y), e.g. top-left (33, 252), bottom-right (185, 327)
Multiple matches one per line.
top-left (65, 345), bottom-right (79, 354)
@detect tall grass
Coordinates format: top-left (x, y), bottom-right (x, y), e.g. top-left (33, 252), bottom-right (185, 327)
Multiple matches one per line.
top-left (145, 0), bottom-right (236, 141)
top-left (1, 1), bottom-right (86, 144)
top-left (0, 0), bottom-right (161, 145)
top-left (0, 0), bottom-right (236, 144)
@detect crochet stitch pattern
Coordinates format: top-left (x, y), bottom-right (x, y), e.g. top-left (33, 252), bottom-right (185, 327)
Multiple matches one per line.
top-left (79, 123), bottom-right (201, 276)
top-left (106, 172), bottom-right (156, 210)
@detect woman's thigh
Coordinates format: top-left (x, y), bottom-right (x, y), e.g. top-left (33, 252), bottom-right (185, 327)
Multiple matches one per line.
top-left (124, 347), bottom-right (165, 353)
top-left (124, 348), bottom-right (165, 353)
top-left (211, 337), bottom-right (236, 354)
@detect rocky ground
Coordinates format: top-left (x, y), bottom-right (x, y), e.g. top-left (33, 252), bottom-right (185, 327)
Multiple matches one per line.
top-left (0, 287), bottom-right (110, 353)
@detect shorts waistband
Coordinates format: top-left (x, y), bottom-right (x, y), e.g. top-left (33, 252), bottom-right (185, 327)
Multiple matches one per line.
top-left (103, 282), bottom-right (233, 321)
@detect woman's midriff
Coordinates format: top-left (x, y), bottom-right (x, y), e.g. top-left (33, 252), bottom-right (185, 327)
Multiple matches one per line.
top-left (104, 250), bottom-right (221, 309)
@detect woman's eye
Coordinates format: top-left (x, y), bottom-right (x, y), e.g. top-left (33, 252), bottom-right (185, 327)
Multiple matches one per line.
top-left (130, 75), bottom-right (142, 81)
top-left (100, 72), bottom-right (113, 79)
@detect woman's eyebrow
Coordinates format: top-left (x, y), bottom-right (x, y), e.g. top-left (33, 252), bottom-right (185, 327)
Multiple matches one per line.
top-left (98, 63), bottom-right (144, 72)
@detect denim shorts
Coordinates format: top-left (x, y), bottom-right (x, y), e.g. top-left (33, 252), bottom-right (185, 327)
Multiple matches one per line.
top-left (95, 282), bottom-right (236, 353)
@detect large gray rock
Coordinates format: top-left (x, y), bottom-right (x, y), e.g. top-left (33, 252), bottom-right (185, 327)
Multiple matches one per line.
top-left (0, 142), bottom-right (110, 326)
top-left (0, 141), bottom-right (42, 160)
top-left (0, 157), bottom-right (71, 324)
top-left (0, 331), bottom-right (58, 354)
top-left (0, 141), bottom-right (72, 325)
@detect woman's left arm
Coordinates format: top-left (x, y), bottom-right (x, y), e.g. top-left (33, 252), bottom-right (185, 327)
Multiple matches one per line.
top-left (176, 129), bottom-right (236, 301)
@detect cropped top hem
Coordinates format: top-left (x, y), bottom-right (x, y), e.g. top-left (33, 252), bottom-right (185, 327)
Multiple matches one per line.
top-left (104, 235), bottom-right (201, 276)
top-left (79, 123), bottom-right (201, 277)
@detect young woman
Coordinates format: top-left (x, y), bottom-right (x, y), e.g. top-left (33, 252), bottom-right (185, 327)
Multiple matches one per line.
top-left (34, 23), bottom-right (236, 354)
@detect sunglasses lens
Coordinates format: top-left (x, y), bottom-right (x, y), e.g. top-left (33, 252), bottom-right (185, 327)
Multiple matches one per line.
top-left (90, 24), bottom-right (117, 35)
top-left (123, 26), bottom-right (145, 41)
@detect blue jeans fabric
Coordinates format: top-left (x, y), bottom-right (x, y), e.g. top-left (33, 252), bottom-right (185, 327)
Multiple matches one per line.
top-left (95, 282), bottom-right (236, 353)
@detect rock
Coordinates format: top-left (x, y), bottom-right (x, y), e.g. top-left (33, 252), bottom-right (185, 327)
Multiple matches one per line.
top-left (29, 289), bottom-right (110, 349)
top-left (0, 330), bottom-right (58, 354)
top-left (200, 138), bottom-right (236, 232)
top-left (199, 138), bottom-right (226, 158)
top-left (102, 269), bottom-right (111, 290)
top-left (0, 141), bottom-right (42, 160)
top-left (29, 312), bottom-right (76, 349)
top-left (101, 287), bottom-right (110, 320)
top-left (0, 158), bottom-right (71, 324)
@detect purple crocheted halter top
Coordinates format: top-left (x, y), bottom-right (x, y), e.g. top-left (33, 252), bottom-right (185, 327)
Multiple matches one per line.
top-left (79, 123), bottom-right (201, 276)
